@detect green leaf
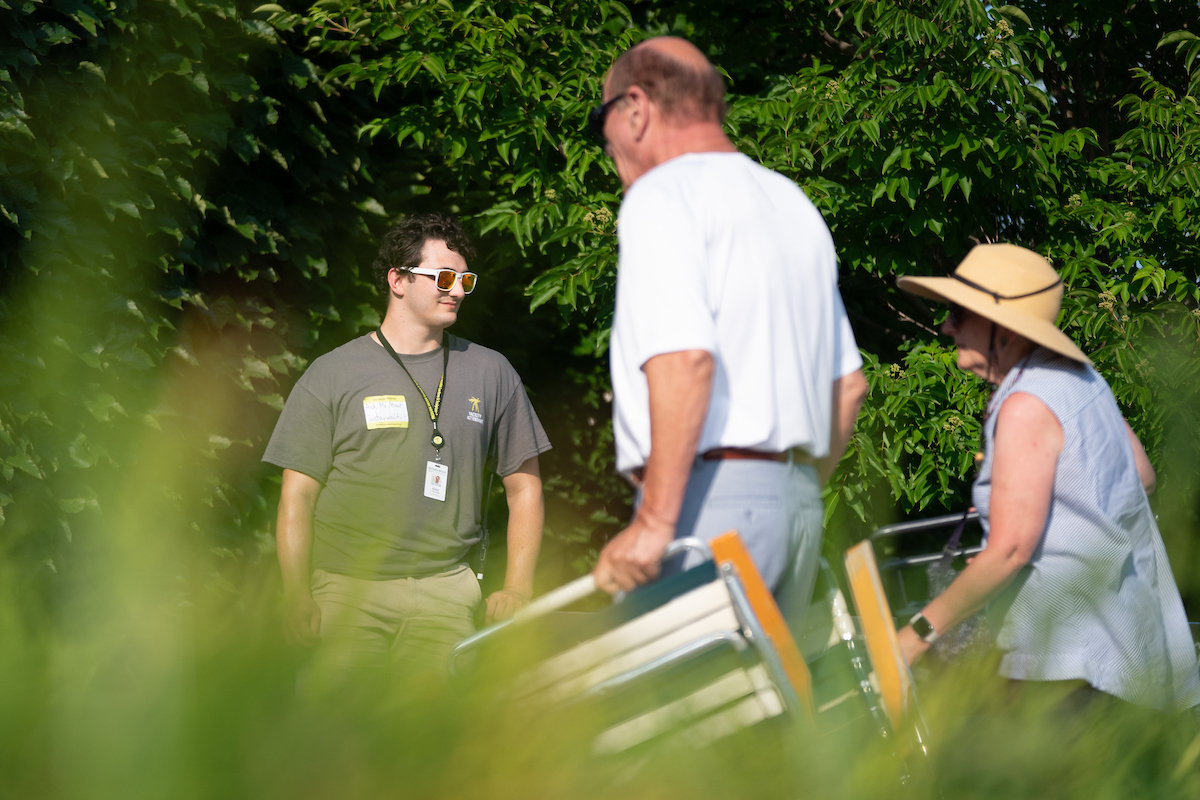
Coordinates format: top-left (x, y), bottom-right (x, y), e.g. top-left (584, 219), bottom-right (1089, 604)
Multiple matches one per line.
top-left (84, 393), bottom-right (126, 422)
top-left (5, 452), bottom-right (40, 478)
top-left (993, 5), bottom-right (1032, 27)
top-left (1158, 30), bottom-right (1199, 48)
top-left (528, 281), bottom-right (561, 311)
top-left (958, 175), bottom-right (973, 202)
top-left (881, 145), bottom-right (903, 174)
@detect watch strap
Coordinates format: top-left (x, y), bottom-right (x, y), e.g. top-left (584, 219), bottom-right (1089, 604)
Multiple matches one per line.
top-left (910, 612), bottom-right (940, 644)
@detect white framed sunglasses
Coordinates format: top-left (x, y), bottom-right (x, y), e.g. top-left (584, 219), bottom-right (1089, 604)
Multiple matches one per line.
top-left (405, 267), bottom-right (478, 294)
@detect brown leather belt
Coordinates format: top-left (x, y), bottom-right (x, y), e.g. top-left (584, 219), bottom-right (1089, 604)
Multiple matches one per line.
top-left (702, 447), bottom-right (788, 462)
top-left (628, 448), bottom-right (815, 486)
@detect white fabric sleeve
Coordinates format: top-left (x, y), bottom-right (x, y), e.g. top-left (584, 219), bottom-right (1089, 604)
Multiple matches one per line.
top-left (831, 287), bottom-right (863, 378)
top-left (616, 182), bottom-right (718, 368)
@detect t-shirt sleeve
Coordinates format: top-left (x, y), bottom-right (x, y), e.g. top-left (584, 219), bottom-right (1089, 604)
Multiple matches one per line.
top-left (491, 368), bottom-right (552, 477)
top-left (831, 287), bottom-right (863, 379)
top-left (262, 381), bottom-right (335, 483)
top-left (616, 181), bottom-right (719, 368)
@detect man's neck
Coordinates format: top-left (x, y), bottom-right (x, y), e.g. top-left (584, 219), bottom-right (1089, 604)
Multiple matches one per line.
top-left (652, 123), bottom-right (737, 165)
top-left (376, 313), bottom-right (445, 355)
top-left (623, 122), bottom-right (738, 187)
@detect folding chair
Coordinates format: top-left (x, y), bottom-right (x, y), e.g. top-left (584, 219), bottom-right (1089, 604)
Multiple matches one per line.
top-left (841, 539), bottom-right (931, 758)
top-left (449, 532), bottom-right (812, 759)
top-left (803, 559), bottom-right (893, 741)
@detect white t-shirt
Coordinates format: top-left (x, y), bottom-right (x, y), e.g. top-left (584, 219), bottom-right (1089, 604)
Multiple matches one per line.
top-left (610, 152), bottom-right (862, 473)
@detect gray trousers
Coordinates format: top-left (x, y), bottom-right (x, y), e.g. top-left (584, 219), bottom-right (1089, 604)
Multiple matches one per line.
top-left (651, 459), bottom-right (824, 636)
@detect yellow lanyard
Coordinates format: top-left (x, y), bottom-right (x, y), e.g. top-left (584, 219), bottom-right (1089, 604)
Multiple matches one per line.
top-left (376, 329), bottom-right (449, 457)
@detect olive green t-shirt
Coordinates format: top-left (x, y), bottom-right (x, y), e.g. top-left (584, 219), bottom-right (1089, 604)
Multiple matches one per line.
top-left (263, 333), bottom-right (551, 580)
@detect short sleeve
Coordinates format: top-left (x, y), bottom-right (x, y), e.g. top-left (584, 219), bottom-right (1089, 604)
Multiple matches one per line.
top-left (616, 181), bottom-right (719, 367)
top-left (831, 288), bottom-right (863, 378)
top-left (492, 379), bottom-right (551, 477)
top-left (262, 382), bottom-right (335, 483)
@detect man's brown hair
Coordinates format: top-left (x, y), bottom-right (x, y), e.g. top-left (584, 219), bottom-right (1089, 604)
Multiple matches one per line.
top-left (608, 45), bottom-right (727, 124)
top-left (371, 212), bottom-right (476, 296)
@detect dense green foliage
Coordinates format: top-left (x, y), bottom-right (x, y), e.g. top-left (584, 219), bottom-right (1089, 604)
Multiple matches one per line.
top-left (294, 0), bottom-right (1200, 585)
top-left (0, 0), bottom-right (421, 602)
top-left (2, 0), bottom-right (1200, 599)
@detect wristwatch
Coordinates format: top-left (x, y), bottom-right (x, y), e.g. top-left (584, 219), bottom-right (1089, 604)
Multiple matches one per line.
top-left (909, 612), bottom-right (940, 644)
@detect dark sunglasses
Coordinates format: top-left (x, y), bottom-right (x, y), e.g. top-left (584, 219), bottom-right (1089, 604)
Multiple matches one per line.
top-left (406, 267), bottom-right (478, 294)
top-left (587, 93), bottom-right (627, 140)
top-left (947, 303), bottom-right (967, 327)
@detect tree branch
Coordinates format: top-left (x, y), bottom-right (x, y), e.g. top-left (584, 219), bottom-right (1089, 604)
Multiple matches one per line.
top-left (885, 299), bottom-right (942, 337)
top-left (819, 28), bottom-right (859, 57)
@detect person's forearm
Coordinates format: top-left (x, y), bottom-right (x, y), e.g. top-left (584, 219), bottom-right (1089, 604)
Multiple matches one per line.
top-left (919, 545), bottom-right (1027, 633)
top-left (1124, 420), bottom-right (1156, 494)
top-left (502, 483), bottom-right (543, 597)
top-left (818, 369), bottom-right (867, 486)
top-left (639, 350), bottom-right (714, 525)
top-left (276, 474), bottom-right (319, 597)
top-left (277, 514), bottom-right (314, 597)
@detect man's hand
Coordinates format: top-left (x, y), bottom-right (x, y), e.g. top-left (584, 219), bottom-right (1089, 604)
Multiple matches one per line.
top-left (593, 510), bottom-right (677, 594)
top-left (282, 590), bottom-right (321, 647)
top-left (484, 587), bottom-right (531, 625)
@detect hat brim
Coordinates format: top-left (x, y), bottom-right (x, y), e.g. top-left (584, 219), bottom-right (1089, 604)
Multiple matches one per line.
top-left (897, 275), bottom-right (1091, 365)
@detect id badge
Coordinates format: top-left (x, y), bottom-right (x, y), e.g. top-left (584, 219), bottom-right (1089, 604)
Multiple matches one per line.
top-left (424, 461), bottom-right (449, 501)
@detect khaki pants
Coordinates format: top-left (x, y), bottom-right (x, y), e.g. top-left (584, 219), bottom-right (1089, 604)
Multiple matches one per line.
top-left (305, 565), bottom-right (480, 693)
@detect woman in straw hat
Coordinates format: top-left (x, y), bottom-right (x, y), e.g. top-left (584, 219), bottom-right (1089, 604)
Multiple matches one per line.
top-left (895, 243), bottom-right (1199, 712)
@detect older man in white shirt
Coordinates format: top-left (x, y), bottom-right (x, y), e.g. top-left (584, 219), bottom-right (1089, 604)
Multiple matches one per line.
top-left (591, 36), bottom-right (867, 632)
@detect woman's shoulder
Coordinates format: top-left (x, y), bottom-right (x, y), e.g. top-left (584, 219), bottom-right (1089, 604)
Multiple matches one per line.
top-left (996, 389), bottom-right (1064, 437)
top-left (1013, 348), bottom-right (1108, 422)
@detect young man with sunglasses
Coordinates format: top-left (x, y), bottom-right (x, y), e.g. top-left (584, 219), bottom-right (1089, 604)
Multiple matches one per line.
top-left (590, 38), bottom-right (868, 636)
top-left (264, 213), bottom-right (550, 690)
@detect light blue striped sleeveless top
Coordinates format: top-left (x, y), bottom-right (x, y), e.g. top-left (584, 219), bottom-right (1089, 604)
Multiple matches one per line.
top-left (974, 347), bottom-right (1200, 710)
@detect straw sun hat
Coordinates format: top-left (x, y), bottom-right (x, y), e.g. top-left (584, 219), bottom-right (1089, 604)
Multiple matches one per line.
top-left (896, 243), bottom-right (1090, 365)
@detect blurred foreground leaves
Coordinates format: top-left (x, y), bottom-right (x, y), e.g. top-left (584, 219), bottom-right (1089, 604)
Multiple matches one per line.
top-left (2, 544), bottom-right (1199, 799)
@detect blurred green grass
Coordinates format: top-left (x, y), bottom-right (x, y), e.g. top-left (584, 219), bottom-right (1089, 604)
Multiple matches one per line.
top-left (3, 524), bottom-right (1199, 800)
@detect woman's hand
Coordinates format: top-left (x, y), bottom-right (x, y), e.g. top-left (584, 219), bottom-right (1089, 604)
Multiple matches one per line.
top-left (898, 624), bottom-right (931, 667)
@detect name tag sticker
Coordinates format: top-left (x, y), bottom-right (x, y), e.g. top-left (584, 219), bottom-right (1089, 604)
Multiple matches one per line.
top-left (364, 395), bottom-right (409, 429)
top-left (424, 461), bottom-right (449, 501)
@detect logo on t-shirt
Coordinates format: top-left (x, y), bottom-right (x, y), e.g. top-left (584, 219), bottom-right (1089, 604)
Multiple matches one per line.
top-left (467, 396), bottom-right (483, 424)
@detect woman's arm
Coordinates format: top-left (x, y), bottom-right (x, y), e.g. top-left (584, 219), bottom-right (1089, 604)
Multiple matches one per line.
top-left (898, 391), bottom-right (1064, 665)
top-left (1124, 420), bottom-right (1156, 495)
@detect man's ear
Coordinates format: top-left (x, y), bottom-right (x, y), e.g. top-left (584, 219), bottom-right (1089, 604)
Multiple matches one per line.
top-left (624, 85), bottom-right (652, 142)
top-left (386, 267), bottom-right (408, 299)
